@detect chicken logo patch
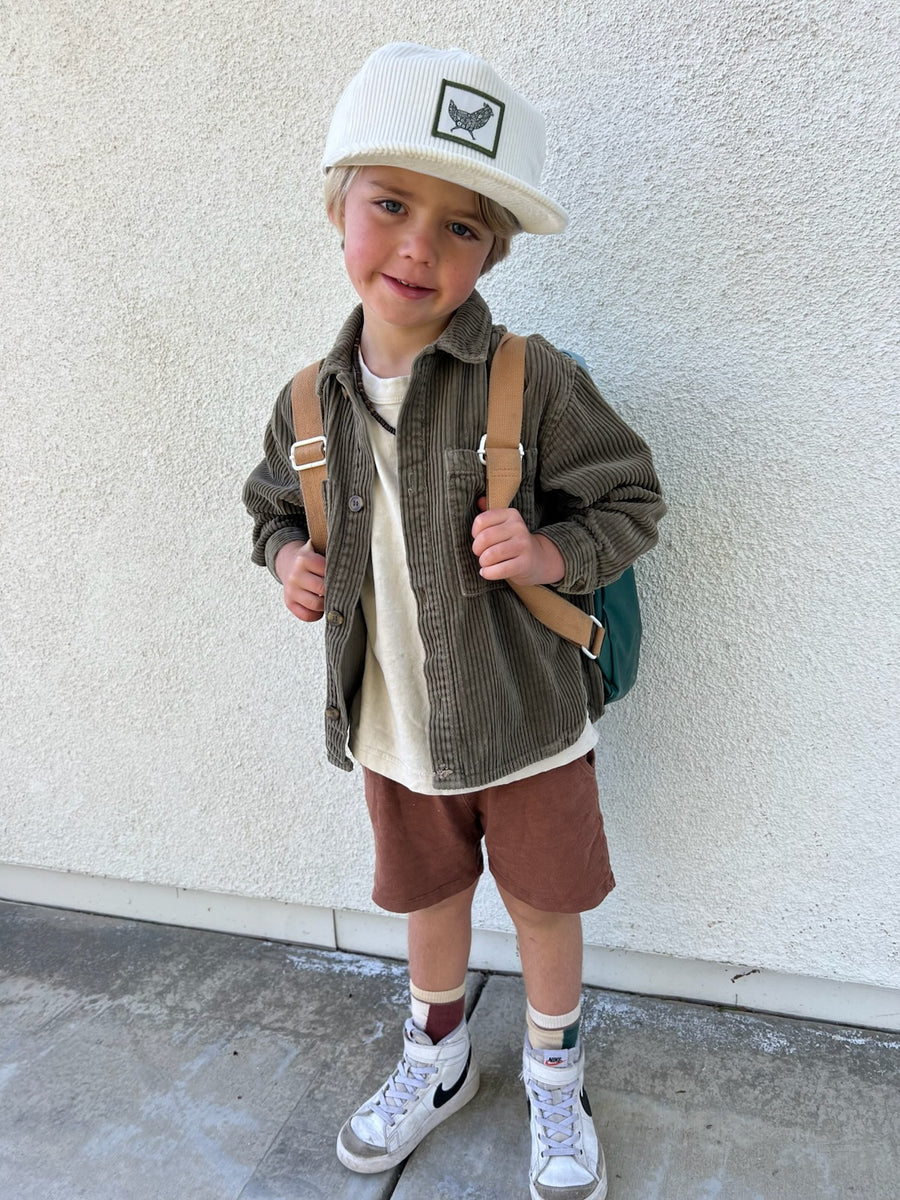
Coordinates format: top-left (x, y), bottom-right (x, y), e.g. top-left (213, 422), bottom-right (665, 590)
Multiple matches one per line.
top-left (432, 80), bottom-right (505, 158)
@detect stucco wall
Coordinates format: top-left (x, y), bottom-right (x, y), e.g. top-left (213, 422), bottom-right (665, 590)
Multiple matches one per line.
top-left (2, 1), bottom-right (898, 991)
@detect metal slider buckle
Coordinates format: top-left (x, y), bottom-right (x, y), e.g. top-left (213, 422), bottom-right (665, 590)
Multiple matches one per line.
top-left (290, 436), bottom-right (327, 472)
top-left (477, 435), bottom-right (524, 465)
top-left (581, 615), bottom-right (605, 660)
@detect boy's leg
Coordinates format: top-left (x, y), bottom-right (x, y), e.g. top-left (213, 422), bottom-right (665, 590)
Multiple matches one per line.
top-left (497, 885), bottom-right (583, 1015)
top-left (337, 883), bottom-right (480, 1174)
top-left (408, 882), bottom-right (476, 1040)
top-left (498, 884), bottom-right (607, 1200)
top-left (408, 880), bottom-right (477, 989)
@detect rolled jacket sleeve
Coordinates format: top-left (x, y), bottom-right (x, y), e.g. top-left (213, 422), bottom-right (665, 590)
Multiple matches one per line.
top-left (242, 380), bottom-right (311, 578)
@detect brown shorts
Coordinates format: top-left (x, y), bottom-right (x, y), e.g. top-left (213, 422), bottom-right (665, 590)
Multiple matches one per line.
top-left (362, 752), bottom-right (615, 915)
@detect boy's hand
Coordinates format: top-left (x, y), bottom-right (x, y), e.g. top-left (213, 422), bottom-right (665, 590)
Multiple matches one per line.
top-left (275, 540), bottom-right (327, 622)
top-left (471, 499), bottom-right (565, 586)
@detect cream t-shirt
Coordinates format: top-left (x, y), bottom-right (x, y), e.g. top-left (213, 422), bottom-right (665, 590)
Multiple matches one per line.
top-left (348, 353), bottom-right (596, 794)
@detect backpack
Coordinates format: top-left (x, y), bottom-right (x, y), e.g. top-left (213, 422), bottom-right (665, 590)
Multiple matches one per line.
top-left (288, 333), bottom-right (642, 703)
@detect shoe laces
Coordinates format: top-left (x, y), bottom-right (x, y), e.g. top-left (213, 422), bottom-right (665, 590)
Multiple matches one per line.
top-left (528, 1077), bottom-right (582, 1158)
top-left (370, 1054), bottom-right (436, 1128)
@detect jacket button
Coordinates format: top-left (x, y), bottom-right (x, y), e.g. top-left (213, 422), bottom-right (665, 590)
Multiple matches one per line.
top-left (325, 706), bottom-right (341, 720)
top-left (348, 495), bottom-right (364, 512)
top-left (573, 577), bottom-right (587, 591)
top-left (326, 610), bottom-right (344, 626)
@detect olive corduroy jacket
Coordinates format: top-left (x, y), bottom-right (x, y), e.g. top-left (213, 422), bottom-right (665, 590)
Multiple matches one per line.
top-left (242, 291), bottom-right (665, 790)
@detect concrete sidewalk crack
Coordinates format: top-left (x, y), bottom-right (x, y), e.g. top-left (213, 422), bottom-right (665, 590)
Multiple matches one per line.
top-left (465, 969), bottom-right (490, 1021)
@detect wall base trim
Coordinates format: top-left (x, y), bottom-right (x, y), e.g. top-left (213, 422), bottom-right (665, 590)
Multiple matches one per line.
top-left (0, 862), bottom-right (336, 949)
top-left (3, 863), bottom-right (898, 1032)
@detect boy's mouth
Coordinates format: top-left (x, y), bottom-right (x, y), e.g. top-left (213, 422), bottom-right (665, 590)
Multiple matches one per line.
top-left (383, 274), bottom-right (435, 299)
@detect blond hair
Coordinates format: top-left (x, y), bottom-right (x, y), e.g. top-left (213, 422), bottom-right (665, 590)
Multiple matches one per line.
top-left (324, 165), bottom-right (521, 275)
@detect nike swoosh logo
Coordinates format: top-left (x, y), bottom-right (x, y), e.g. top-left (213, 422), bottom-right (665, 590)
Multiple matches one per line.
top-left (433, 1049), bottom-right (471, 1108)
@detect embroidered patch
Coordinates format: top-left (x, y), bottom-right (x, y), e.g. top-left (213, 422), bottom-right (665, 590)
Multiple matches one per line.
top-left (431, 79), bottom-right (505, 158)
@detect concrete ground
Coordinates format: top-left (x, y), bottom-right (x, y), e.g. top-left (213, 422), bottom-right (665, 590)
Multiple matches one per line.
top-left (0, 900), bottom-right (898, 1200)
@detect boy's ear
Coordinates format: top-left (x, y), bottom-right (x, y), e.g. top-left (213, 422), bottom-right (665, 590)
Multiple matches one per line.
top-left (327, 205), bottom-right (345, 251)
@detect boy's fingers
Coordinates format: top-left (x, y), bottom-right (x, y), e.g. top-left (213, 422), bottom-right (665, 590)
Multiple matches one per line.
top-left (288, 602), bottom-right (324, 623)
top-left (473, 516), bottom-right (529, 552)
top-left (285, 587), bottom-right (325, 617)
top-left (471, 507), bottom-right (517, 538)
top-left (302, 580), bottom-right (326, 604)
top-left (479, 543), bottom-right (522, 570)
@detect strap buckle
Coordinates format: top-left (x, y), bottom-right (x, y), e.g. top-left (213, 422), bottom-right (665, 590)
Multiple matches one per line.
top-left (477, 434), bottom-right (524, 465)
top-left (581, 615), bottom-right (605, 660)
top-left (290, 436), bottom-right (327, 472)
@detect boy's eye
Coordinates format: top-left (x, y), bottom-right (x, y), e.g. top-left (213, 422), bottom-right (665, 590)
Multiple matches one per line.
top-left (449, 222), bottom-right (476, 239)
top-left (378, 199), bottom-right (404, 214)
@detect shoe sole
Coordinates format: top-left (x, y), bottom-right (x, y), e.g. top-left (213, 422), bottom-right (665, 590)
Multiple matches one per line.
top-left (336, 1062), bottom-right (480, 1174)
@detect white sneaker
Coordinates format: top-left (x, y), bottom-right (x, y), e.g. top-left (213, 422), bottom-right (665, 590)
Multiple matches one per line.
top-left (522, 1036), bottom-right (608, 1200)
top-left (336, 1018), bottom-right (479, 1173)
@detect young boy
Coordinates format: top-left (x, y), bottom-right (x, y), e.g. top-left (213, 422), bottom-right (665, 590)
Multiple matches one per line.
top-left (243, 42), bottom-right (664, 1200)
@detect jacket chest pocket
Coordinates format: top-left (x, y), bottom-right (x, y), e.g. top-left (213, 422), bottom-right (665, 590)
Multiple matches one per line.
top-left (443, 447), bottom-right (538, 598)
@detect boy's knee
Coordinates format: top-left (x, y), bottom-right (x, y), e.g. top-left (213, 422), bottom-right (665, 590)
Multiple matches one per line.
top-left (414, 880), bottom-right (478, 917)
top-left (500, 886), bottom-right (578, 930)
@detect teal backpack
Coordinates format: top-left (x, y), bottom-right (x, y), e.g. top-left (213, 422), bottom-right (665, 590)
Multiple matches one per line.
top-left (591, 562), bottom-right (641, 702)
top-left (483, 336), bottom-right (643, 703)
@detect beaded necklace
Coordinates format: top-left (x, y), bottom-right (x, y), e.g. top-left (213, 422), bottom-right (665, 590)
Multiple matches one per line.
top-left (352, 336), bottom-right (397, 436)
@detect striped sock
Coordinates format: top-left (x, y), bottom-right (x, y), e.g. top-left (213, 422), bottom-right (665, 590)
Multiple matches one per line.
top-left (526, 1000), bottom-right (582, 1051)
top-left (410, 982), bottom-right (467, 1043)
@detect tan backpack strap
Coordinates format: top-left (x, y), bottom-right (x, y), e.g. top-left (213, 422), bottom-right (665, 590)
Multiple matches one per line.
top-left (289, 361), bottom-right (328, 554)
top-left (484, 333), bottom-right (527, 509)
top-left (510, 579), bottom-right (605, 658)
top-left (485, 335), bottom-right (605, 659)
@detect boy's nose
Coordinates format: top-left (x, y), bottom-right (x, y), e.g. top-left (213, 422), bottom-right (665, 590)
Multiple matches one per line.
top-left (399, 226), bottom-right (436, 265)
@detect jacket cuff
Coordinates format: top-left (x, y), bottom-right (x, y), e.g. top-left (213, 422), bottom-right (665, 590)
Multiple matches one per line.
top-left (264, 528), bottom-right (309, 581)
top-left (537, 523), bottom-right (598, 595)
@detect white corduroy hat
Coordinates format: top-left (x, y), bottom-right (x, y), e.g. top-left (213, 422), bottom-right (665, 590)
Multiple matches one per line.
top-left (321, 42), bottom-right (567, 235)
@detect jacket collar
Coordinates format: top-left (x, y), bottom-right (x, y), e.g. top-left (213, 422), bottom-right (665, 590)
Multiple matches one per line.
top-left (320, 290), bottom-right (495, 381)
top-left (432, 290), bottom-right (494, 364)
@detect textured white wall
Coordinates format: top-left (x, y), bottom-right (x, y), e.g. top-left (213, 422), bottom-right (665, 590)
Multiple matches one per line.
top-left (2, 1), bottom-right (898, 990)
